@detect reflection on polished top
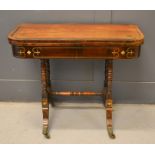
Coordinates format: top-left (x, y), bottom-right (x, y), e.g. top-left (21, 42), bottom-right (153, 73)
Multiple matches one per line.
top-left (8, 24), bottom-right (144, 44)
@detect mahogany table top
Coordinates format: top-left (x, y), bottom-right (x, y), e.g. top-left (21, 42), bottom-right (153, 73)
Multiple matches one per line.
top-left (8, 24), bottom-right (144, 46)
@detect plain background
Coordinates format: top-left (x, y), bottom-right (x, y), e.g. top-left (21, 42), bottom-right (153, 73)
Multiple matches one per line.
top-left (0, 10), bottom-right (154, 103)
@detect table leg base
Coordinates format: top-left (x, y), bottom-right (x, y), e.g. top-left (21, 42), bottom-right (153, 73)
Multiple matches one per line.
top-left (40, 59), bottom-right (116, 139)
top-left (107, 126), bottom-right (116, 139)
top-left (106, 107), bottom-right (115, 139)
top-left (42, 127), bottom-right (50, 139)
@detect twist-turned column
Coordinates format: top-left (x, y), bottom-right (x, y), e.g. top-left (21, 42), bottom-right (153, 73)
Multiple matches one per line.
top-left (45, 60), bottom-right (54, 107)
top-left (41, 59), bottom-right (50, 138)
top-left (103, 60), bottom-right (108, 106)
top-left (104, 60), bottom-right (115, 139)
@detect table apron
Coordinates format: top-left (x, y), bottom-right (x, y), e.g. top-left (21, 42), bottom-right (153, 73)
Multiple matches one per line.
top-left (12, 46), bottom-right (141, 59)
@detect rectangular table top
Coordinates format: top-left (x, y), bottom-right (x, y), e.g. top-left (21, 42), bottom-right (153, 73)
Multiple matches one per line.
top-left (8, 24), bottom-right (144, 46)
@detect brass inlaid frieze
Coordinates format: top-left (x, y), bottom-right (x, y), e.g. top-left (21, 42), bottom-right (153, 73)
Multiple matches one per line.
top-left (18, 47), bottom-right (41, 57)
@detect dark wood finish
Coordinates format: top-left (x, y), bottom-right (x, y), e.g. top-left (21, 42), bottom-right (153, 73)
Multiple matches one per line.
top-left (104, 60), bottom-right (115, 138)
top-left (8, 24), bottom-right (144, 139)
top-left (46, 60), bottom-right (54, 107)
top-left (11, 46), bottom-right (141, 59)
top-left (41, 59), bottom-right (50, 138)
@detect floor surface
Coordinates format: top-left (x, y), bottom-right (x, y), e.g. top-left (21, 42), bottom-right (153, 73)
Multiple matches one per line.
top-left (0, 102), bottom-right (155, 144)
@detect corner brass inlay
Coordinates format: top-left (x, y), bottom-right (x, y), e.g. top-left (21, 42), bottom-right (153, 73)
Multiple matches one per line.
top-left (32, 47), bottom-right (41, 57)
top-left (126, 48), bottom-right (135, 58)
top-left (112, 48), bottom-right (120, 58)
top-left (18, 47), bottom-right (26, 56)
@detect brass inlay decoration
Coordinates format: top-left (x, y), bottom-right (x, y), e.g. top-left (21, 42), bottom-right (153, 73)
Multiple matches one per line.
top-left (126, 48), bottom-right (135, 58)
top-left (121, 50), bottom-right (126, 55)
top-left (32, 47), bottom-right (41, 57)
top-left (18, 47), bottom-right (26, 56)
top-left (18, 47), bottom-right (41, 57)
top-left (27, 50), bottom-right (32, 55)
top-left (112, 48), bottom-right (119, 57)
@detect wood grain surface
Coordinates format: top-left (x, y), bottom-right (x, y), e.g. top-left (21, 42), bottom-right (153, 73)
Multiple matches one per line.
top-left (8, 24), bottom-right (144, 45)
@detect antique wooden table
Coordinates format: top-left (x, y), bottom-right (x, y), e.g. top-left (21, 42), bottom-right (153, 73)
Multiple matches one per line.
top-left (8, 24), bottom-right (144, 139)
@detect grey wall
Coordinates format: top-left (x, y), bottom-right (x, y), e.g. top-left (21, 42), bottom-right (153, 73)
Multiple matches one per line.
top-left (0, 10), bottom-right (154, 103)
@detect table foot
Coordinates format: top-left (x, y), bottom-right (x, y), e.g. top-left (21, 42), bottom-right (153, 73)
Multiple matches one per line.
top-left (43, 127), bottom-right (50, 139)
top-left (107, 126), bottom-right (116, 139)
top-left (42, 107), bottom-right (50, 139)
top-left (106, 103), bottom-right (116, 139)
top-left (106, 107), bottom-right (116, 139)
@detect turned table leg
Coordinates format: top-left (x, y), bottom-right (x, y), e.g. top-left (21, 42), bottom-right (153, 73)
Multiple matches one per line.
top-left (41, 59), bottom-right (50, 138)
top-left (103, 59), bottom-right (108, 107)
top-left (104, 60), bottom-right (116, 139)
top-left (46, 60), bottom-right (55, 107)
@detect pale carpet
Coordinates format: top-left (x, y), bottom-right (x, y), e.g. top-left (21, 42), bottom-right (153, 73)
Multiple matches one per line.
top-left (0, 102), bottom-right (155, 144)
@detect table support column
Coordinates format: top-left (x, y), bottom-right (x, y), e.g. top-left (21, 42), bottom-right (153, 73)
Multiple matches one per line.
top-left (104, 60), bottom-right (116, 139)
top-left (41, 59), bottom-right (50, 138)
top-left (46, 60), bottom-right (54, 107)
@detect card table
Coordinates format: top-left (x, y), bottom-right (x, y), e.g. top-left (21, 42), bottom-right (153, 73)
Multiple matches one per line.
top-left (8, 24), bottom-right (144, 139)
